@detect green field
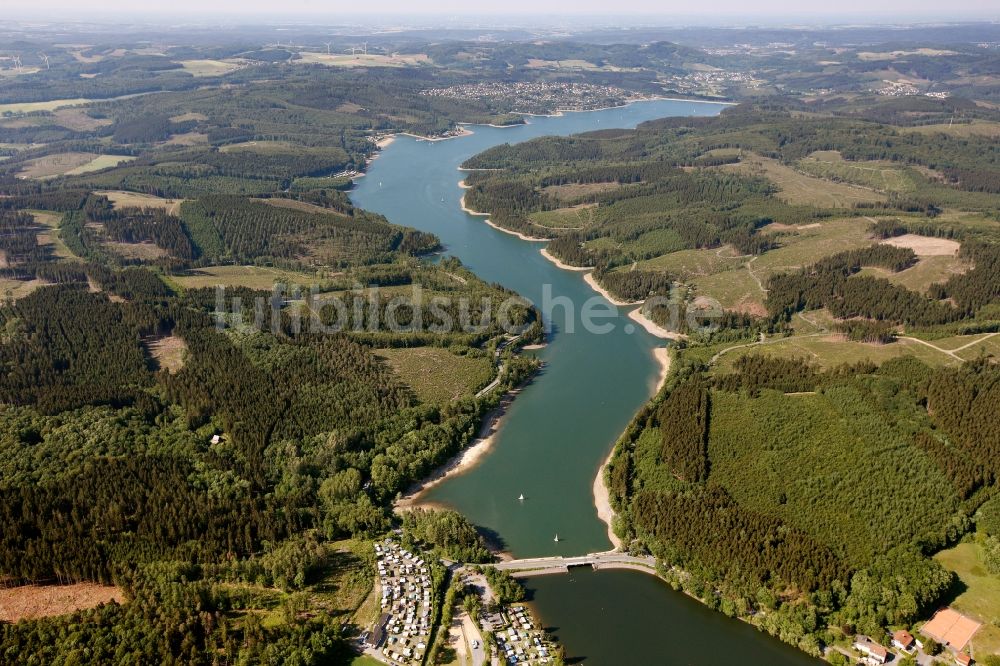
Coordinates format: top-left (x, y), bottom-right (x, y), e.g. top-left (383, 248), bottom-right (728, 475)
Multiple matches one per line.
top-left (955, 334), bottom-right (1000, 361)
top-left (528, 204), bottom-right (596, 230)
top-left (712, 334), bottom-right (961, 372)
top-left (723, 154), bottom-right (886, 206)
top-left (168, 265), bottom-right (325, 290)
top-left (64, 155), bottom-right (135, 175)
top-left (377, 347), bottom-right (493, 403)
top-left (859, 254), bottom-right (971, 294)
top-left (637, 246), bottom-right (746, 281)
top-left (684, 217), bottom-right (876, 312)
top-left (933, 542), bottom-right (1000, 658)
top-left (902, 120), bottom-right (1000, 139)
top-left (297, 52), bottom-right (430, 68)
top-left (0, 98), bottom-right (95, 113)
top-left (797, 151), bottom-right (921, 194)
top-left (350, 656), bottom-right (385, 666)
top-left (176, 59), bottom-right (242, 77)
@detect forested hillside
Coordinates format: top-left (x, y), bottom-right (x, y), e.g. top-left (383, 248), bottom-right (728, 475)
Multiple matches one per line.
top-left (1, 19), bottom-right (999, 665)
top-left (0, 73), bottom-right (543, 660)
top-left (608, 355), bottom-right (998, 657)
top-left (448, 102), bottom-right (999, 660)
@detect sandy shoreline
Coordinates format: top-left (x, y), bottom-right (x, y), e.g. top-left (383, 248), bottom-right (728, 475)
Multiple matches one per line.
top-left (395, 391), bottom-right (519, 510)
top-left (459, 185), bottom-right (553, 242)
top-left (593, 447), bottom-right (622, 551)
top-left (483, 218), bottom-right (551, 242)
top-left (459, 192), bottom-right (486, 216)
top-left (539, 247), bottom-right (591, 271)
top-left (582, 272), bottom-right (641, 307)
top-left (628, 307), bottom-right (687, 341)
top-left (592, 345), bottom-right (671, 551)
top-left (399, 127), bottom-right (475, 142)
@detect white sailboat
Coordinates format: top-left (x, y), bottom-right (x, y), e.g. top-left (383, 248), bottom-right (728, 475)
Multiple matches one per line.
top-left (553, 534), bottom-right (560, 542)
top-left (518, 493), bottom-right (525, 501)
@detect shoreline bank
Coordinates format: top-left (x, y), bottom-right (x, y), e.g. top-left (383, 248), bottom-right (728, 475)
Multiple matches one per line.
top-left (581, 272), bottom-right (641, 307)
top-left (459, 184), bottom-right (552, 242)
top-left (539, 247), bottom-right (591, 271)
top-left (520, 95), bottom-right (736, 119)
top-left (484, 218), bottom-right (552, 242)
top-left (592, 345), bottom-right (671, 552)
top-left (395, 390), bottom-right (520, 510)
top-left (593, 447), bottom-right (622, 551)
top-left (400, 127), bottom-right (474, 142)
top-left (628, 307), bottom-right (687, 341)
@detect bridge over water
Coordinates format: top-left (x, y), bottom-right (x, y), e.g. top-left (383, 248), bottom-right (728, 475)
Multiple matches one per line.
top-left (482, 552), bottom-right (658, 578)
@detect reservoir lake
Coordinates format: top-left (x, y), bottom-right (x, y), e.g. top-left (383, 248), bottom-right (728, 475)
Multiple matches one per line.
top-left (351, 99), bottom-right (822, 665)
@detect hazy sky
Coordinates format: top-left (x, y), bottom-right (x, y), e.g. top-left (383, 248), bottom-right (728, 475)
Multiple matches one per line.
top-left (12, 0), bottom-right (1000, 20)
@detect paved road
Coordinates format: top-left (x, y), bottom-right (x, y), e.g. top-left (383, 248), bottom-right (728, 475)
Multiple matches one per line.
top-left (486, 551), bottom-right (657, 575)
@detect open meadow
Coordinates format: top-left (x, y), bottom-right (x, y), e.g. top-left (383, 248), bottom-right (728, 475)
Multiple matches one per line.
top-left (934, 542), bottom-right (1000, 657)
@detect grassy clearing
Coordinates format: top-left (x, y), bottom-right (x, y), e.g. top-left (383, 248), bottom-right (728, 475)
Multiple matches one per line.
top-left (636, 218), bottom-right (876, 313)
top-left (168, 265), bottom-right (322, 290)
top-left (0, 277), bottom-right (50, 300)
top-left (18, 152), bottom-right (100, 179)
top-left (0, 98), bottom-right (94, 114)
top-left (297, 52), bottom-right (430, 68)
top-left (528, 204), bottom-right (596, 229)
top-left (310, 540), bottom-right (376, 622)
top-left (176, 59), bottom-right (242, 77)
top-left (257, 198), bottom-right (349, 216)
top-left (377, 347), bottom-right (493, 403)
top-left (0, 583), bottom-right (123, 622)
top-left (30, 210), bottom-right (77, 260)
top-left (350, 656), bottom-right (385, 666)
top-left (693, 217), bottom-right (874, 310)
top-left (723, 154), bottom-right (885, 207)
top-left (902, 120), bottom-right (1000, 138)
top-left (165, 131), bottom-right (209, 146)
top-left (797, 150), bottom-right (921, 194)
top-left (144, 334), bottom-right (188, 373)
top-left (19, 153), bottom-right (133, 179)
top-left (52, 107), bottom-right (111, 131)
top-left (858, 255), bottom-right (971, 294)
top-left (105, 241), bottom-right (170, 260)
top-left (637, 246), bottom-right (746, 280)
top-left (690, 268), bottom-right (764, 313)
top-left (224, 539), bottom-right (375, 633)
top-left (219, 140), bottom-right (299, 154)
top-left (169, 112), bottom-right (208, 123)
top-left (756, 217), bottom-right (875, 275)
top-left (933, 542), bottom-right (1000, 658)
top-left (96, 190), bottom-right (185, 215)
top-left (712, 334), bottom-right (959, 373)
top-left (955, 335), bottom-right (1000, 362)
top-left (65, 154), bottom-right (134, 176)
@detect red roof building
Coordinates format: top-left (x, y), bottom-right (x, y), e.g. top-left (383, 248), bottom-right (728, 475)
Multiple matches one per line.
top-left (892, 629), bottom-right (915, 651)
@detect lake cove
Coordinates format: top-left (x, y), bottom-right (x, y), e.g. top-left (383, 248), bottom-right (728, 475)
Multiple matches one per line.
top-left (351, 99), bottom-right (822, 665)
